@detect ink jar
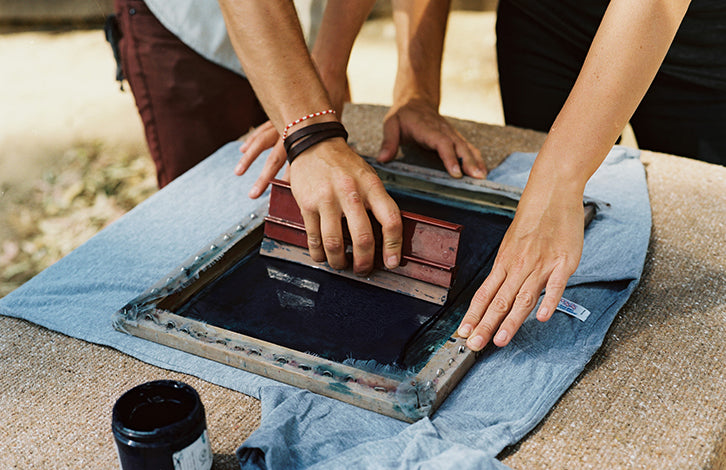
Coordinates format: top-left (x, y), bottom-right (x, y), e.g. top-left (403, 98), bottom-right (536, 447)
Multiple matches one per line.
top-left (112, 380), bottom-right (213, 470)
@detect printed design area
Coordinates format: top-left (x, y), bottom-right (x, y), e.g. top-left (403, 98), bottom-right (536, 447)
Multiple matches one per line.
top-left (175, 190), bottom-right (513, 371)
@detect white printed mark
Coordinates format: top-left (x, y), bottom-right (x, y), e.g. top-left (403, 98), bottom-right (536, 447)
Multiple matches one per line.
top-left (267, 267), bottom-right (320, 292)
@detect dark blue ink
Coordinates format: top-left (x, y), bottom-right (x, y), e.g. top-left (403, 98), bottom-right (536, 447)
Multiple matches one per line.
top-left (176, 192), bottom-right (511, 368)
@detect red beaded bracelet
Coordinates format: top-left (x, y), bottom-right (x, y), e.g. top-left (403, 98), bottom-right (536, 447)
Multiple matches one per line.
top-left (281, 109), bottom-right (336, 141)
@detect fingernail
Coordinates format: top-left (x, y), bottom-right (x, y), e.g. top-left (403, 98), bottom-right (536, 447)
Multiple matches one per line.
top-left (494, 329), bottom-right (509, 344)
top-left (451, 166), bottom-right (463, 178)
top-left (472, 168), bottom-right (484, 178)
top-left (537, 306), bottom-right (548, 321)
top-left (467, 335), bottom-right (484, 350)
top-left (458, 324), bottom-right (472, 337)
top-left (386, 254), bottom-right (399, 269)
top-left (234, 163), bottom-right (243, 174)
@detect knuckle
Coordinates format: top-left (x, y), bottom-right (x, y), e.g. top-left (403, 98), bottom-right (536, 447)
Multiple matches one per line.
top-left (378, 207), bottom-right (402, 237)
top-left (297, 199), bottom-right (317, 213)
top-left (320, 191), bottom-right (337, 207)
top-left (461, 311), bottom-right (483, 326)
top-left (564, 258), bottom-right (580, 274)
top-left (338, 175), bottom-right (357, 194)
top-left (490, 296), bottom-right (511, 313)
top-left (553, 252), bottom-right (575, 268)
top-left (383, 231), bottom-right (402, 253)
top-left (514, 290), bottom-right (536, 310)
top-left (307, 235), bottom-right (322, 250)
top-left (475, 320), bottom-right (498, 339)
top-left (548, 276), bottom-right (568, 291)
top-left (365, 176), bottom-right (385, 192)
top-left (540, 296), bottom-right (559, 312)
top-left (384, 239), bottom-right (402, 252)
top-left (384, 207), bottom-right (402, 229)
top-left (509, 254), bottom-right (527, 272)
top-left (383, 222), bottom-right (403, 245)
top-left (362, 176), bottom-right (388, 198)
top-left (355, 232), bottom-right (375, 252)
top-left (471, 284), bottom-right (493, 306)
top-left (323, 236), bottom-right (344, 252)
top-left (346, 190), bottom-right (362, 205)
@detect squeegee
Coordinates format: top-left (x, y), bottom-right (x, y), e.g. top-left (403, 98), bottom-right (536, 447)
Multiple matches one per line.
top-left (259, 179), bottom-right (463, 305)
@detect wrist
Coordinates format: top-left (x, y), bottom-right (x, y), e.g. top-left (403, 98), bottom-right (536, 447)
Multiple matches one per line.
top-left (314, 62), bottom-right (349, 111)
top-left (516, 181), bottom-right (585, 234)
top-left (522, 152), bottom-right (588, 210)
top-left (529, 162), bottom-right (587, 196)
top-left (392, 77), bottom-right (439, 112)
top-left (528, 136), bottom-right (602, 196)
top-left (285, 121), bottom-right (348, 165)
top-left (393, 68), bottom-right (439, 109)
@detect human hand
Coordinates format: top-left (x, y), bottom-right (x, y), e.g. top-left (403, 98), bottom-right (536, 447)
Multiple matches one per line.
top-left (235, 78), bottom-right (350, 200)
top-left (457, 186), bottom-right (585, 350)
top-left (289, 137), bottom-right (403, 275)
top-left (377, 99), bottom-right (487, 179)
top-left (236, 121), bottom-right (288, 199)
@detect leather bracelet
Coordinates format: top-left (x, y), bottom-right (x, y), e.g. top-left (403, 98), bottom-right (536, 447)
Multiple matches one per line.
top-left (284, 121), bottom-right (348, 164)
top-left (283, 122), bottom-right (346, 154)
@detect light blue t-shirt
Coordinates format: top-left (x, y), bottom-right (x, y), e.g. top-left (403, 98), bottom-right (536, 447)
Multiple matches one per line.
top-left (0, 142), bottom-right (651, 469)
top-left (144, 0), bottom-right (323, 76)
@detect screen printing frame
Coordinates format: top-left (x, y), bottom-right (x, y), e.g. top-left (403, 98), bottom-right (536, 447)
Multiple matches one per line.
top-left (113, 157), bottom-right (596, 422)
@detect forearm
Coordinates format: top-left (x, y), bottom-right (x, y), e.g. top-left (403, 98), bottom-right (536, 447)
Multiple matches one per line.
top-left (391, 0), bottom-right (451, 107)
top-left (312, 0), bottom-right (376, 89)
top-left (458, 0), bottom-right (690, 351)
top-left (530, 0), bottom-right (690, 194)
top-left (217, 0), bottom-right (333, 132)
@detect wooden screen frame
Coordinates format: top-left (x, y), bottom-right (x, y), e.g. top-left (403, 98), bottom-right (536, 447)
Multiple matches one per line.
top-left (113, 157), bottom-right (596, 422)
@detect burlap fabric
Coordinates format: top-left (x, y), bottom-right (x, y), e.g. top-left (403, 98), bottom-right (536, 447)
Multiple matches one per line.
top-left (1, 104), bottom-right (724, 469)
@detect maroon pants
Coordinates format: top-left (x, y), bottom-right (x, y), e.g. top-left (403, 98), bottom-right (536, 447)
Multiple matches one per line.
top-left (115, 0), bottom-right (267, 187)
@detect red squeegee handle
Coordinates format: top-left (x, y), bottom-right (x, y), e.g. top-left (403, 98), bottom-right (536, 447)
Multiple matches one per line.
top-left (263, 179), bottom-right (464, 288)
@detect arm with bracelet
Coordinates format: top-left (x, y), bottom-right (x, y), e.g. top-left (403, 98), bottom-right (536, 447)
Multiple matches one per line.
top-left (234, 0), bottom-right (377, 199)
top-left (218, 0), bottom-right (403, 275)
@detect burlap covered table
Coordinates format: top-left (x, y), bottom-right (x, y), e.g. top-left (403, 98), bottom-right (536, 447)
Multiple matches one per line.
top-left (1, 104), bottom-right (724, 469)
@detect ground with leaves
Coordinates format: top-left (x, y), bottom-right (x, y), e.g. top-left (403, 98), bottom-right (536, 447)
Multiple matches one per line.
top-left (0, 144), bottom-right (156, 297)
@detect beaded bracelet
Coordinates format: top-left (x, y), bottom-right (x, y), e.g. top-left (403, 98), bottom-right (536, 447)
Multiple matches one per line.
top-left (281, 109), bottom-right (336, 141)
top-left (284, 121), bottom-right (348, 164)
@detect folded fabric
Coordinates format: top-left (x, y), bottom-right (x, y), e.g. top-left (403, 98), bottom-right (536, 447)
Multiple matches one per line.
top-left (0, 144), bottom-right (650, 469)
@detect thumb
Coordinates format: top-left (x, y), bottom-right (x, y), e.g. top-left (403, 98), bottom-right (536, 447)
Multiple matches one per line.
top-left (377, 114), bottom-right (401, 163)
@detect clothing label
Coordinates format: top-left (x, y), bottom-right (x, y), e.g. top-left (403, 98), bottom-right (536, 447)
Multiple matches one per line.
top-left (173, 430), bottom-right (213, 470)
top-left (556, 297), bottom-right (591, 322)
